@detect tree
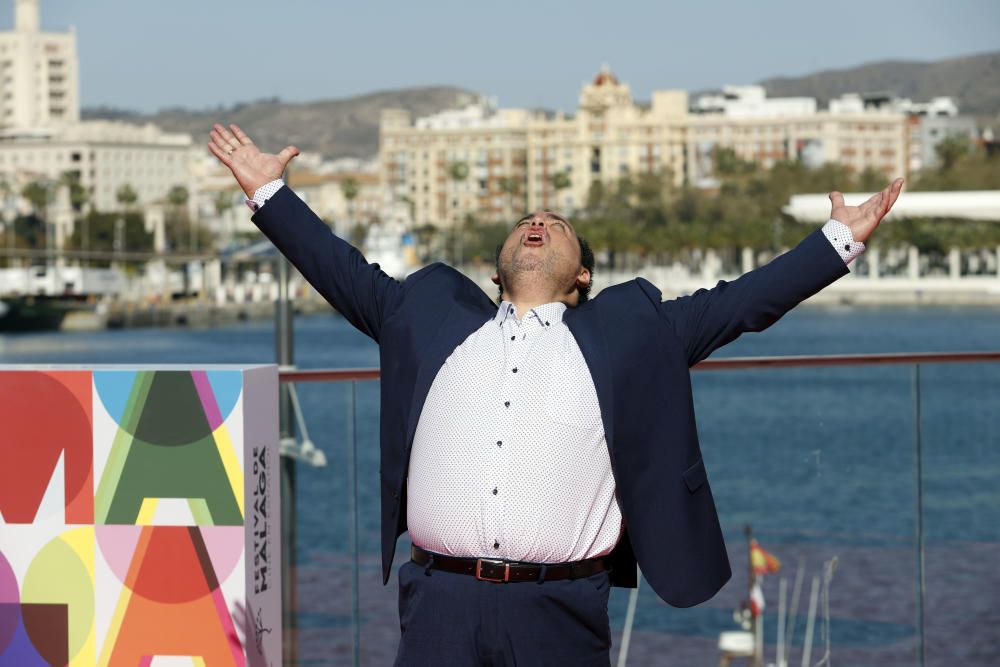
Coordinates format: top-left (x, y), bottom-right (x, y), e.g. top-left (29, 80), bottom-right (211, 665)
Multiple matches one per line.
top-left (412, 223), bottom-right (439, 262)
top-left (116, 184), bottom-right (138, 210)
top-left (21, 180), bottom-right (55, 255)
top-left (934, 135), bottom-right (971, 171)
top-left (341, 176), bottom-right (360, 229)
top-left (21, 180), bottom-right (53, 221)
top-left (166, 184), bottom-right (188, 209)
top-left (857, 167), bottom-right (888, 192)
top-left (213, 190), bottom-right (234, 218)
top-left (0, 180), bottom-right (11, 264)
top-left (446, 161), bottom-right (469, 264)
top-left (465, 221), bottom-right (510, 264)
top-left (399, 195), bottom-right (417, 223)
top-left (713, 146), bottom-right (756, 177)
top-left (107, 183), bottom-right (141, 263)
top-left (67, 210), bottom-right (153, 265)
top-left (498, 176), bottom-right (521, 218)
top-left (60, 171), bottom-right (89, 213)
top-left (348, 221), bottom-right (368, 249)
top-left (165, 184), bottom-right (196, 252)
top-left (551, 171), bottom-right (571, 210)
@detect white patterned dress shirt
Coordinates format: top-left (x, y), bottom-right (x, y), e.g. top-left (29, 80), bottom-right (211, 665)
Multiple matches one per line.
top-left (407, 301), bottom-right (622, 563)
top-left (251, 180), bottom-right (863, 562)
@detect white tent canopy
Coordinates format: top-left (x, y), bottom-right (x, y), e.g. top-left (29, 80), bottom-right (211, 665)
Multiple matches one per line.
top-left (784, 190), bottom-right (1000, 223)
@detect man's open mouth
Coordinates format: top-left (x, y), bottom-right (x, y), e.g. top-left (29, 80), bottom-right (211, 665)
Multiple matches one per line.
top-left (524, 232), bottom-right (545, 246)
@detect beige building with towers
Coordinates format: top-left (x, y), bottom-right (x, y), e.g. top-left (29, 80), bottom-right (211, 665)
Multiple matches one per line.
top-left (379, 67), bottom-right (909, 228)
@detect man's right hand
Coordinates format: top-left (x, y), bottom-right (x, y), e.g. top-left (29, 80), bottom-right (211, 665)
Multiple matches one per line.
top-left (208, 124), bottom-right (299, 199)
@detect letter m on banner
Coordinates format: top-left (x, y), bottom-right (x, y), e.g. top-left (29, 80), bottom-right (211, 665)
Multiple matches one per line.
top-left (0, 372), bottom-right (94, 524)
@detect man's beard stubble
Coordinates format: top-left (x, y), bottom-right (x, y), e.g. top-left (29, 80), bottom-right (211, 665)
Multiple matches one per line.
top-left (500, 246), bottom-right (565, 292)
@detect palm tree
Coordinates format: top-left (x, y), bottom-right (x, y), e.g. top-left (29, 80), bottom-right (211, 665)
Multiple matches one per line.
top-left (166, 185), bottom-right (191, 251)
top-left (60, 171), bottom-right (90, 227)
top-left (112, 183), bottom-right (140, 261)
top-left (399, 194), bottom-right (416, 223)
top-left (551, 171), bottom-right (571, 210)
top-left (21, 179), bottom-right (54, 253)
top-left (212, 190), bottom-right (236, 247)
top-left (498, 176), bottom-right (521, 219)
top-left (0, 180), bottom-right (11, 264)
top-left (213, 190), bottom-right (233, 217)
top-left (447, 161), bottom-right (469, 264)
top-left (340, 177), bottom-right (360, 231)
top-left (116, 183), bottom-right (138, 209)
top-left (22, 180), bottom-right (52, 220)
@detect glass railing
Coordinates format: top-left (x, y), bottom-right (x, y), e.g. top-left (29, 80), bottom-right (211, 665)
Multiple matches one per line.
top-left (278, 352), bottom-right (1000, 667)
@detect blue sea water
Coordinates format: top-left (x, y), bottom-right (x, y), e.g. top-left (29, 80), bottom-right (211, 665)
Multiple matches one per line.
top-left (2, 301), bottom-right (998, 664)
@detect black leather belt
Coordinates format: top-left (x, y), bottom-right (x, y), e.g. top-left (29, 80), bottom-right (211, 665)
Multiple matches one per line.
top-left (410, 545), bottom-right (607, 583)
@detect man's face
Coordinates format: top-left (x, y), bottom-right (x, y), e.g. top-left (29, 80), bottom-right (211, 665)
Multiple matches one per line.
top-left (494, 211), bottom-right (586, 301)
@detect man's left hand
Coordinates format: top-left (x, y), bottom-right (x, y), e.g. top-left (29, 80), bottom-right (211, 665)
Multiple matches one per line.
top-left (829, 178), bottom-right (904, 243)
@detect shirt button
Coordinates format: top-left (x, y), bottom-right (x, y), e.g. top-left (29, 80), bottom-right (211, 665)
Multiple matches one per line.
top-left (493, 541), bottom-right (500, 549)
top-left (512, 367), bottom-right (518, 373)
top-left (504, 401), bottom-right (510, 408)
top-left (492, 488), bottom-right (498, 495)
top-left (545, 321), bottom-right (550, 326)
top-left (510, 335), bottom-right (516, 341)
top-left (844, 243), bottom-right (850, 250)
top-left (496, 440), bottom-right (503, 446)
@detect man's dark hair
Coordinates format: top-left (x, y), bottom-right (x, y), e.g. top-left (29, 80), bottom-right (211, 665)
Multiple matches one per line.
top-left (494, 235), bottom-right (595, 305)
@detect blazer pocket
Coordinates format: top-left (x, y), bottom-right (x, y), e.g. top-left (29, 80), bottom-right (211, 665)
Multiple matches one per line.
top-left (682, 457), bottom-right (707, 493)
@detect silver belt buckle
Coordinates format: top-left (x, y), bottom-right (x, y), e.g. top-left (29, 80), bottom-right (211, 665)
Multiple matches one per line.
top-left (475, 558), bottom-right (511, 583)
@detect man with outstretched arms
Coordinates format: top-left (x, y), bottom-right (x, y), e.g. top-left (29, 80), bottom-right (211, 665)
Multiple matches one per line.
top-left (209, 123), bottom-right (902, 666)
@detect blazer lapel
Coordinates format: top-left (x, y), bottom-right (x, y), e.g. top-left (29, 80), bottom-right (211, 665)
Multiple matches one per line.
top-left (565, 309), bottom-right (616, 450)
top-left (404, 302), bottom-right (494, 454)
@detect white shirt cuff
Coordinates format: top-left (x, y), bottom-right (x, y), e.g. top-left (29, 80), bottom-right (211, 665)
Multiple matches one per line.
top-left (821, 219), bottom-right (865, 266)
top-left (245, 179), bottom-right (285, 213)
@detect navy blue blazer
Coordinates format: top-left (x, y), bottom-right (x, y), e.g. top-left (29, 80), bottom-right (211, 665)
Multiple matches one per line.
top-left (253, 186), bottom-right (849, 607)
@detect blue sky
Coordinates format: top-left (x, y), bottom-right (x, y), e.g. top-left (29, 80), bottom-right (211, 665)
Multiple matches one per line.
top-left (13, 0), bottom-right (1000, 113)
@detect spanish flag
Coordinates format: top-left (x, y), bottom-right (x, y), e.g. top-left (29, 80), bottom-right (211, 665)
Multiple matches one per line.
top-left (750, 539), bottom-right (781, 575)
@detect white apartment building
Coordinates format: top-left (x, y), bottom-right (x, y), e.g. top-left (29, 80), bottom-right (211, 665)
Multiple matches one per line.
top-left (688, 89), bottom-right (907, 185)
top-left (0, 121), bottom-right (196, 213)
top-left (0, 0), bottom-right (79, 133)
top-left (380, 67), bottom-right (911, 227)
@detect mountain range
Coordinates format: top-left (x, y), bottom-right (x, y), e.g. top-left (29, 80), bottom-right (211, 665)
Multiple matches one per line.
top-left (84, 50), bottom-right (999, 160)
top-left (758, 50), bottom-right (999, 116)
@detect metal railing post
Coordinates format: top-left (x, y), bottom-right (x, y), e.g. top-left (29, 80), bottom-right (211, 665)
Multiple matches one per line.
top-left (347, 381), bottom-right (361, 667)
top-left (912, 364), bottom-right (926, 667)
top-left (276, 256), bottom-right (297, 666)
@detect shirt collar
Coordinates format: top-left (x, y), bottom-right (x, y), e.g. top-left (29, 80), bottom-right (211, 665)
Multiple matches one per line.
top-left (495, 300), bottom-right (568, 327)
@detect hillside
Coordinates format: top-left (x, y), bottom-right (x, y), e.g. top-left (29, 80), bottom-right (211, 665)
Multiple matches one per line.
top-left (759, 50), bottom-right (1000, 116)
top-left (83, 51), bottom-right (999, 161)
top-left (83, 86), bottom-right (479, 159)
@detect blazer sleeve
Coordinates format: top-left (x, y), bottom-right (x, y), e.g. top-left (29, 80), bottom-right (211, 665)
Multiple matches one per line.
top-left (251, 185), bottom-right (402, 342)
top-left (659, 227), bottom-right (849, 367)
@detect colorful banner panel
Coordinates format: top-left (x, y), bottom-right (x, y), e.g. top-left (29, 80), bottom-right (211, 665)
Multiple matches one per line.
top-left (0, 366), bottom-right (281, 666)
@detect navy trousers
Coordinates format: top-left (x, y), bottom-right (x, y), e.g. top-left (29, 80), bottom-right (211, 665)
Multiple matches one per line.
top-left (393, 559), bottom-right (613, 666)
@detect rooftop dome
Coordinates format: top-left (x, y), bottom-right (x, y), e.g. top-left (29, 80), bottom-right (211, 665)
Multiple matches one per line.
top-left (592, 65), bottom-right (619, 87)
